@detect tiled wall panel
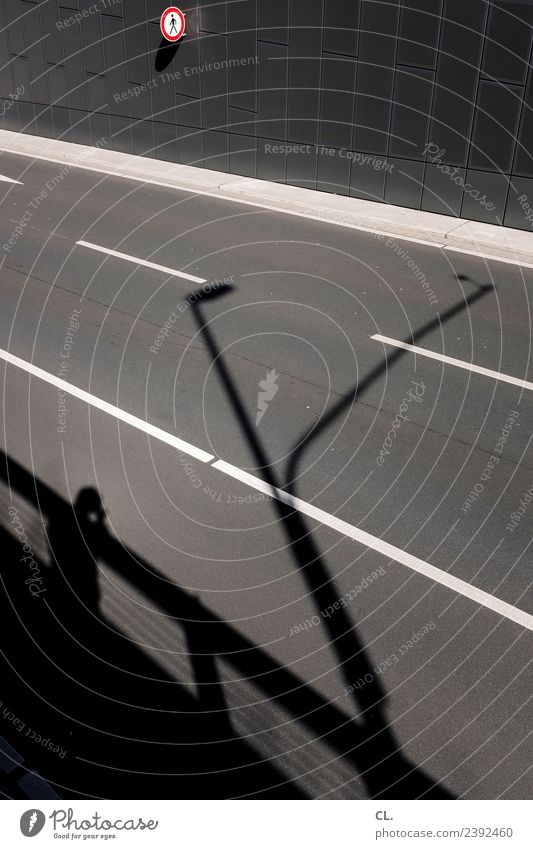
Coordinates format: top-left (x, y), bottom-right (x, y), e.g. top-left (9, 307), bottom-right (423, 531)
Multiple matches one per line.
top-left (1, 0), bottom-right (532, 229)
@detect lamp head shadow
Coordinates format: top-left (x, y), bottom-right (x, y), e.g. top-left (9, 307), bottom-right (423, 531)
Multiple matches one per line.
top-left (188, 282), bottom-right (236, 308)
top-left (74, 487), bottom-right (105, 525)
top-left (456, 273), bottom-right (494, 294)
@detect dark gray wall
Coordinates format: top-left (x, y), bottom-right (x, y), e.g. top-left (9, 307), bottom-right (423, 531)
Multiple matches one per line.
top-left (1, 0), bottom-right (533, 228)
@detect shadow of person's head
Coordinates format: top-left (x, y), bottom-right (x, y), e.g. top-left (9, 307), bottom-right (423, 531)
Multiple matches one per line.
top-left (48, 486), bottom-right (106, 617)
top-left (74, 487), bottom-right (105, 525)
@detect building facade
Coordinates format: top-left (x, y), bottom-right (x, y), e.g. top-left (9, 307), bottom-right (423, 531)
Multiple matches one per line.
top-left (1, 0), bottom-right (533, 228)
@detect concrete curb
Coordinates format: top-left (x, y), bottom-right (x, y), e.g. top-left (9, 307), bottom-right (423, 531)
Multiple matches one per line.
top-left (2, 130), bottom-right (533, 265)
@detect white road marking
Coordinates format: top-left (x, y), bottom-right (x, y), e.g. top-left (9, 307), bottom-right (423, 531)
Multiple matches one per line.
top-left (0, 173), bottom-right (22, 184)
top-left (371, 334), bottom-right (533, 392)
top-left (76, 240), bottom-right (206, 284)
top-left (2, 347), bottom-right (532, 631)
top-left (444, 245), bottom-right (533, 270)
top-left (212, 460), bottom-right (533, 631)
top-left (0, 348), bottom-right (214, 463)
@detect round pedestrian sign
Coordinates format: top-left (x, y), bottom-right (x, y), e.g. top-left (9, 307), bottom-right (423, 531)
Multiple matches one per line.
top-left (160, 7), bottom-right (185, 42)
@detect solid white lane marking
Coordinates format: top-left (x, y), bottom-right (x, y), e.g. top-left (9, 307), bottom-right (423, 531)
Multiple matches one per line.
top-left (76, 240), bottom-right (206, 284)
top-left (444, 245), bottom-right (533, 270)
top-left (212, 460), bottom-right (533, 631)
top-left (371, 334), bottom-right (533, 392)
top-left (0, 348), bottom-right (214, 463)
top-left (2, 348), bottom-right (531, 630)
top-left (0, 173), bottom-right (22, 184)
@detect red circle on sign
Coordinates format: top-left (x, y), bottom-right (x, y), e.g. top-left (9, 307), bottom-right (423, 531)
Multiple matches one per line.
top-left (160, 7), bottom-right (185, 42)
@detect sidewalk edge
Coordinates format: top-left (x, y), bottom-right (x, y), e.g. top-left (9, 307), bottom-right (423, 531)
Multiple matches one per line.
top-left (1, 130), bottom-right (533, 265)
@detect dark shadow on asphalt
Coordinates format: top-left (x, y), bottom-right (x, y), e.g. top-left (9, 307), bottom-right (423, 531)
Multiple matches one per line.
top-left (0, 280), bottom-right (485, 800)
top-left (0, 455), bottom-right (305, 799)
top-left (187, 285), bottom-right (456, 799)
top-left (286, 276), bottom-right (493, 490)
top-left (0, 439), bottom-right (452, 799)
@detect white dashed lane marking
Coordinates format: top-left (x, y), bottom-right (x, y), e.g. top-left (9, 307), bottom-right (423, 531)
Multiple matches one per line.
top-left (372, 335), bottom-right (533, 392)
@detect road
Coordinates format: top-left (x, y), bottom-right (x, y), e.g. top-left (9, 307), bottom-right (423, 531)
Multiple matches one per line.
top-left (0, 149), bottom-right (531, 800)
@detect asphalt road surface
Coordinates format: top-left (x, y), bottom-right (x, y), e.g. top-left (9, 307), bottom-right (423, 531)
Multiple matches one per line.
top-left (0, 150), bottom-right (531, 800)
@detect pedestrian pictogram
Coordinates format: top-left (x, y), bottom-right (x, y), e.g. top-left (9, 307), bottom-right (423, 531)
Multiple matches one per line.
top-left (160, 7), bottom-right (185, 42)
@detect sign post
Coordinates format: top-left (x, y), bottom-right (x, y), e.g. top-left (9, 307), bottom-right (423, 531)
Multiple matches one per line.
top-left (160, 7), bottom-right (186, 42)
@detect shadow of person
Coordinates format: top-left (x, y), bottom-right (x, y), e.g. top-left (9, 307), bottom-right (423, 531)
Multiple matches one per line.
top-left (0, 462), bottom-right (305, 799)
top-left (47, 487), bottom-right (103, 624)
